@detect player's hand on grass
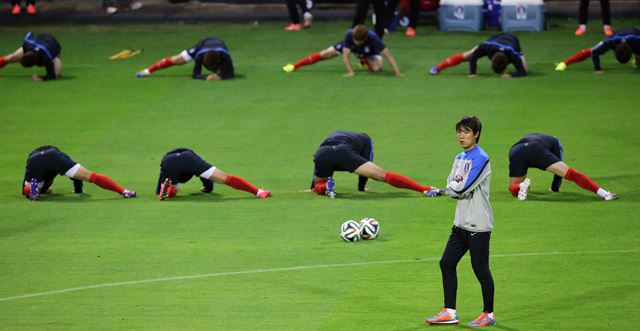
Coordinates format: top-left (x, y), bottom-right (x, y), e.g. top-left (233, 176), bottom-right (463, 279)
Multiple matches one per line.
top-left (206, 74), bottom-right (221, 81)
top-left (555, 62), bottom-right (567, 71)
top-left (468, 74), bottom-right (477, 79)
top-left (594, 70), bottom-right (604, 74)
top-left (501, 73), bottom-right (511, 79)
top-left (343, 72), bottom-right (354, 77)
top-left (31, 74), bottom-right (43, 82)
top-left (394, 72), bottom-right (405, 77)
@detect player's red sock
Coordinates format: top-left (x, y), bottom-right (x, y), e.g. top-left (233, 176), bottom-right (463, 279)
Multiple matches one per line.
top-left (90, 173), bottom-right (125, 194)
top-left (564, 168), bottom-right (600, 193)
top-left (383, 172), bottom-right (431, 193)
top-left (293, 52), bottom-right (322, 69)
top-left (437, 53), bottom-right (464, 71)
top-left (314, 180), bottom-right (327, 195)
top-left (0, 56), bottom-right (7, 69)
top-left (225, 175), bottom-right (259, 195)
top-left (148, 57), bottom-right (174, 73)
top-left (509, 182), bottom-right (520, 197)
top-left (564, 49), bottom-right (592, 65)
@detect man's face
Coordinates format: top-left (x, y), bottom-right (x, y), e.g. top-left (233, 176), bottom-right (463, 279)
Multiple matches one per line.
top-left (353, 38), bottom-right (367, 46)
top-left (457, 126), bottom-right (478, 151)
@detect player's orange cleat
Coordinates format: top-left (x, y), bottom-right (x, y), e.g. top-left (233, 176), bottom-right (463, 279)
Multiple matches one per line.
top-left (12, 4), bottom-right (21, 15)
top-left (284, 23), bottom-right (301, 31)
top-left (27, 4), bottom-right (36, 15)
top-left (603, 25), bottom-right (614, 37)
top-left (575, 25), bottom-right (586, 36)
top-left (425, 309), bottom-right (459, 325)
top-left (406, 27), bottom-right (416, 37)
top-left (468, 312), bottom-right (496, 327)
top-left (256, 189), bottom-right (272, 199)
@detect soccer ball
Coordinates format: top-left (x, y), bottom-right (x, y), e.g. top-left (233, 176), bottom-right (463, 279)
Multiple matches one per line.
top-left (359, 217), bottom-right (380, 240)
top-left (340, 220), bottom-right (362, 242)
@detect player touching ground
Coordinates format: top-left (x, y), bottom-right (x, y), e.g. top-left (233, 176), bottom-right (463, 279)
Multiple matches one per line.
top-left (508, 133), bottom-right (617, 201)
top-left (309, 131), bottom-right (442, 198)
top-left (136, 37), bottom-right (234, 81)
top-left (0, 32), bottom-right (61, 81)
top-left (282, 24), bottom-right (404, 77)
top-left (429, 33), bottom-right (527, 78)
top-left (555, 27), bottom-right (640, 73)
top-left (156, 148), bottom-right (271, 200)
top-left (426, 116), bottom-right (496, 328)
top-left (22, 146), bottom-right (136, 201)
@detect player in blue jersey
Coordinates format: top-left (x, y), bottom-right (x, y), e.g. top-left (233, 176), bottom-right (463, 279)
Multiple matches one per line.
top-left (426, 116), bottom-right (496, 328)
top-left (0, 32), bottom-right (61, 81)
top-left (136, 37), bottom-right (234, 80)
top-left (282, 25), bottom-right (404, 77)
top-left (555, 27), bottom-right (640, 73)
top-left (21, 146), bottom-right (136, 201)
top-left (429, 33), bottom-right (527, 78)
top-left (309, 131), bottom-right (441, 198)
top-left (508, 133), bottom-right (618, 201)
top-left (156, 148), bottom-right (271, 201)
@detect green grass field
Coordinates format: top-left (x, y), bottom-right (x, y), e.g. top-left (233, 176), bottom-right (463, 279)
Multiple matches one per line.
top-left (1, 19), bottom-right (639, 330)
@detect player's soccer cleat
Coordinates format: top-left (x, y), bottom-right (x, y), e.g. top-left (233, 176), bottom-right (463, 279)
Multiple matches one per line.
top-left (159, 178), bottom-right (172, 200)
top-left (284, 23), bottom-right (301, 31)
top-left (517, 178), bottom-right (531, 201)
top-left (468, 312), bottom-right (496, 327)
top-left (425, 309), bottom-right (459, 325)
top-left (424, 188), bottom-right (444, 197)
top-left (29, 178), bottom-right (39, 201)
top-left (555, 62), bottom-right (567, 71)
top-left (575, 25), bottom-right (586, 36)
top-left (303, 12), bottom-right (313, 28)
top-left (12, 4), bottom-right (21, 15)
top-left (429, 66), bottom-right (440, 75)
top-left (27, 4), bottom-right (36, 15)
top-left (603, 192), bottom-right (618, 201)
top-left (603, 25), bottom-right (614, 37)
top-left (136, 69), bottom-right (150, 77)
top-left (326, 177), bottom-right (336, 199)
top-left (282, 64), bottom-right (295, 73)
top-left (406, 27), bottom-right (416, 37)
top-left (122, 189), bottom-right (137, 199)
top-left (256, 189), bottom-right (272, 199)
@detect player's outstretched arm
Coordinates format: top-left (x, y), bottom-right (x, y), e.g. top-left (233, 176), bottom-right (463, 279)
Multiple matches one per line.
top-left (342, 48), bottom-right (354, 77)
top-left (381, 48), bottom-right (404, 77)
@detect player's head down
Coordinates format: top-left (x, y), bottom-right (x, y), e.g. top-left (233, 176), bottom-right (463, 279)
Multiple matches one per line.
top-left (202, 51), bottom-right (222, 71)
top-left (20, 51), bottom-right (39, 68)
top-left (614, 43), bottom-right (632, 64)
top-left (456, 116), bottom-right (482, 143)
top-left (352, 25), bottom-right (369, 46)
top-left (491, 52), bottom-right (508, 74)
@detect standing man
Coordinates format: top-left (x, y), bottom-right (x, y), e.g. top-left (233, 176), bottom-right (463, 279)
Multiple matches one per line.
top-left (575, 0), bottom-right (613, 36)
top-left (309, 130), bottom-right (442, 198)
top-left (425, 116), bottom-right (496, 327)
top-left (352, 0), bottom-right (387, 39)
top-left (284, 0), bottom-right (313, 31)
top-left (136, 37), bottom-right (234, 81)
top-left (508, 133), bottom-right (618, 201)
top-left (0, 32), bottom-right (61, 81)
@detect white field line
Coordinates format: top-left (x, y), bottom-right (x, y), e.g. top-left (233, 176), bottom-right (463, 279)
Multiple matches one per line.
top-left (1, 249), bottom-right (638, 302)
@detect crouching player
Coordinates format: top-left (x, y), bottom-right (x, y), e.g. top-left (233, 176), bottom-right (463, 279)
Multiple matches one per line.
top-left (136, 37), bottom-right (234, 80)
top-left (22, 146), bottom-right (136, 201)
top-left (508, 133), bottom-right (617, 201)
top-left (156, 148), bottom-right (271, 200)
top-left (555, 27), bottom-right (640, 73)
top-left (282, 24), bottom-right (404, 77)
top-left (429, 33), bottom-right (527, 78)
top-left (0, 32), bottom-right (61, 81)
top-left (309, 130), bottom-right (442, 198)
top-left (426, 116), bottom-right (496, 328)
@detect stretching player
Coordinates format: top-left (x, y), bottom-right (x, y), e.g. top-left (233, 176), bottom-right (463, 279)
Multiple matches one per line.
top-left (136, 37), bottom-right (234, 80)
top-left (508, 133), bottom-right (617, 201)
top-left (555, 27), bottom-right (640, 73)
top-left (429, 33), bottom-right (527, 78)
top-left (22, 146), bottom-right (136, 201)
top-left (282, 25), bottom-right (404, 77)
top-left (309, 131), bottom-right (442, 198)
top-left (426, 116), bottom-right (496, 328)
top-left (156, 148), bottom-right (271, 200)
top-left (0, 32), bottom-right (61, 81)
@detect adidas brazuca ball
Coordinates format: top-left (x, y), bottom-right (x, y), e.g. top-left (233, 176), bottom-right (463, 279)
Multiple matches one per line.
top-left (359, 217), bottom-right (380, 240)
top-left (340, 220), bottom-right (362, 242)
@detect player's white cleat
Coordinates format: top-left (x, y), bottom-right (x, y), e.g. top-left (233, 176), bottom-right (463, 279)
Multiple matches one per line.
top-left (136, 69), bottom-right (150, 78)
top-left (282, 64), bottom-right (295, 73)
top-left (517, 178), bottom-right (531, 201)
top-left (603, 192), bottom-right (618, 201)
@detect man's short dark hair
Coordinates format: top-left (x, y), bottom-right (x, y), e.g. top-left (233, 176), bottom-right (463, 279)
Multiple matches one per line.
top-left (615, 43), bottom-right (632, 64)
top-left (456, 116), bottom-right (483, 143)
top-left (202, 51), bottom-right (221, 71)
top-left (20, 51), bottom-right (38, 68)
top-left (491, 52), bottom-right (508, 74)
top-left (352, 24), bottom-right (369, 43)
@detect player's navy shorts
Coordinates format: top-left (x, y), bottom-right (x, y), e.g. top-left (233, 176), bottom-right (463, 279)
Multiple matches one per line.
top-left (25, 146), bottom-right (77, 181)
top-left (160, 149), bottom-right (213, 184)
top-left (314, 144), bottom-right (369, 177)
top-left (508, 142), bottom-right (561, 177)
